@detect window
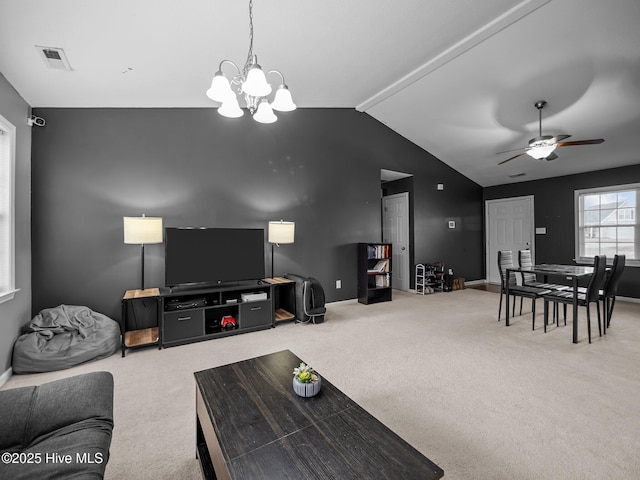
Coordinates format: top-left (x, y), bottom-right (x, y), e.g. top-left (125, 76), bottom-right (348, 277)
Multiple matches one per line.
top-left (575, 183), bottom-right (639, 266)
top-left (0, 113), bottom-right (17, 303)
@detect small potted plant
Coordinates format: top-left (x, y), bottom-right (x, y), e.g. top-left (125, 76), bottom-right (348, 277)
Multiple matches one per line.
top-left (292, 362), bottom-right (322, 397)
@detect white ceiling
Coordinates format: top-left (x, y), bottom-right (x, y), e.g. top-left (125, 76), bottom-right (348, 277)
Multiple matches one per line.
top-left (1, 0), bottom-right (639, 186)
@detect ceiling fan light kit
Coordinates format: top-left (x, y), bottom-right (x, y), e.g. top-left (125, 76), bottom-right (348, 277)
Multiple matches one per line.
top-left (205, 0), bottom-right (296, 124)
top-left (498, 100), bottom-right (604, 165)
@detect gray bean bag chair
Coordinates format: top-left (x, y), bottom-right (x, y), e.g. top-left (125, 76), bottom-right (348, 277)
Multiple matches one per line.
top-left (12, 305), bottom-right (121, 374)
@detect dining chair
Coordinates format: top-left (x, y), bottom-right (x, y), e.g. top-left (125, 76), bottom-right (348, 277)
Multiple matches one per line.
top-left (518, 250), bottom-right (571, 292)
top-left (498, 250), bottom-right (551, 329)
top-left (575, 254), bottom-right (625, 334)
top-left (602, 254), bottom-right (626, 330)
top-left (541, 255), bottom-right (607, 343)
top-left (518, 249), bottom-right (570, 324)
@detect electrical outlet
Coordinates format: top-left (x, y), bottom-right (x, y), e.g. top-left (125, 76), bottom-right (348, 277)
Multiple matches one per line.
top-left (336, 280), bottom-right (341, 289)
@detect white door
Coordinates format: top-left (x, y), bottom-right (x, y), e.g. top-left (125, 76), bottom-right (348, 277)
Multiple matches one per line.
top-left (486, 196), bottom-right (535, 284)
top-left (383, 193), bottom-right (410, 291)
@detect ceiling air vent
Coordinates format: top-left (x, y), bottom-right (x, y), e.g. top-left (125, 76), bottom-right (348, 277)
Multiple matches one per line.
top-left (36, 46), bottom-right (72, 71)
top-left (508, 173), bottom-right (526, 179)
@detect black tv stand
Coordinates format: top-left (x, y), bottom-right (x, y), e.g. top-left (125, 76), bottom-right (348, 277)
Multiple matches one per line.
top-left (160, 281), bottom-right (273, 348)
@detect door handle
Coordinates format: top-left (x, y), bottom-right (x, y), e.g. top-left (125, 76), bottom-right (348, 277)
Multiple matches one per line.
top-left (177, 316), bottom-right (191, 321)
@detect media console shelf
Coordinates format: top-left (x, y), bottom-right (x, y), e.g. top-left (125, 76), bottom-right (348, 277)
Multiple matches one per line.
top-left (160, 283), bottom-right (273, 348)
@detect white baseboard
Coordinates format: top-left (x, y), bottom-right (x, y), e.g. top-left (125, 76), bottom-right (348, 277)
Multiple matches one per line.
top-left (0, 367), bottom-right (12, 388)
top-left (464, 279), bottom-right (488, 286)
top-left (618, 295), bottom-right (640, 304)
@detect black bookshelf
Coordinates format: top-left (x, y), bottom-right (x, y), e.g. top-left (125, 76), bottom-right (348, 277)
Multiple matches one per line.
top-left (357, 243), bottom-right (392, 304)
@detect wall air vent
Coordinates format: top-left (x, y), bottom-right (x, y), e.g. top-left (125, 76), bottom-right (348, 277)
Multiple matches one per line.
top-left (508, 173), bottom-right (526, 179)
top-left (36, 46), bottom-right (72, 71)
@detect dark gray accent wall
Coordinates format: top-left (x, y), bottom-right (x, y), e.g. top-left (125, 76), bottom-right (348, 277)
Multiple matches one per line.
top-left (0, 74), bottom-right (32, 373)
top-left (484, 164), bottom-right (640, 298)
top-left (30, 108), bottom-right (484, 321)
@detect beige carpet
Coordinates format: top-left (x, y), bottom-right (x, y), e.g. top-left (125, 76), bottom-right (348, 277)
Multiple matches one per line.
top-left (3, 289), bottom-right (639, 479)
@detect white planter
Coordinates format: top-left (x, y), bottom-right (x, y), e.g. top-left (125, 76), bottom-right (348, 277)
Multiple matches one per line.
top-left (292, 376), bottom-right (322, 397)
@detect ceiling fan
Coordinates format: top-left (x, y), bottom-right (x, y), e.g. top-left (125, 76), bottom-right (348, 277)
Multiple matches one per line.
top-left (498, 100), bottom-right (604, 165)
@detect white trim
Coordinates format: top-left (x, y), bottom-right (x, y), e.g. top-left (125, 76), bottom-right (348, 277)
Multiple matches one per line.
top-left (617, 296), bottom-right (640, 305)
top-left (0, 113), bottom-right (16, 302)
top-left (0, 288), bottom-right (19, 305)
top-left (0, 367), bottom-right (12, 388)
top-left (574, 183), bottom-right (640, 267)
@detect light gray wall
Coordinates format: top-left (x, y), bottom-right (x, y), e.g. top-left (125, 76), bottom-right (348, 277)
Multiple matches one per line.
top-left (0, 74), bottom-right (32, 375)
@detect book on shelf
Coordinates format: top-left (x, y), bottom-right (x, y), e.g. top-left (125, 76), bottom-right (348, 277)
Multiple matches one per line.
top-left (375, 273), bottom-right (391, 287)
top-left (367, 260), bottom-right (388, 273)
top-left (367, 260), bottom-right (389, 273)
top-left (367, 244), bottom-right (390, 259)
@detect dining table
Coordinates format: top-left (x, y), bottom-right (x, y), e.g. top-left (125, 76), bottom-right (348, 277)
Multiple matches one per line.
top-left (505, 263), bottom-right (597, 343)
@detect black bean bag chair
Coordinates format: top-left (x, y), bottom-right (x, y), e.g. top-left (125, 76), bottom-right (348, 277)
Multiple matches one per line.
top-left (12, 305), bottom-right (121, 374)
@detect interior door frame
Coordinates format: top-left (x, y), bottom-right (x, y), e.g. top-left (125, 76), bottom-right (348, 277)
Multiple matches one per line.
top-left (382, 192), bottom-right (410, 291)
top-left (485, 195), bottom-right (535, 284)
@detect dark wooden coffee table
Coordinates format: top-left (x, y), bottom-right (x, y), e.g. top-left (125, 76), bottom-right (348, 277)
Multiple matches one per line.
top-left (194, 350), bottom-right (444, 479)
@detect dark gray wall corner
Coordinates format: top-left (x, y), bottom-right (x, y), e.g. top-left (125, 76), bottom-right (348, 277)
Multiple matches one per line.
top-left (30, 108), bottom-right (484, 321)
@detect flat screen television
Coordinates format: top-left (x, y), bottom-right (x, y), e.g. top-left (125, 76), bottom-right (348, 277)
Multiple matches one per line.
top-left (165, 227), bottom-right (265, 287)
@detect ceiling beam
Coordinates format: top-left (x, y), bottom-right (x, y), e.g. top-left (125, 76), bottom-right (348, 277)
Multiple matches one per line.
top-left (356, 0), bottom-right (552, 113)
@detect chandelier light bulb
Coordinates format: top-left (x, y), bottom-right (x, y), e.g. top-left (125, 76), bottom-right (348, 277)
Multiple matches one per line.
top-left (242, 64), bottom-right (272, 97)
top-left (271, 85), bottom-right (297, 112)
top-left (218, 96), bottom-right (244, 118)
top-left (206, 72), bottom-right (233, 102)
top-left (253, 100), bottom-right (277, 124)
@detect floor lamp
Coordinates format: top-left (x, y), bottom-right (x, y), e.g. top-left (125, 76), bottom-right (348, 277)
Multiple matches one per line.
top-left (268, 220), bottom-right (295, 278)
top-left (123, 215), bottom-right (163, 291)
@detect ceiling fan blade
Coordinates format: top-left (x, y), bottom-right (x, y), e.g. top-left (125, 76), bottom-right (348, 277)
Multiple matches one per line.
top-left (496, 147), bottom-right (526, 154)
top-left (556, 138), bottom-right (605, 147)
top-left (549, 134), bottom-right (571, 144)
top-left (498, 152), bottom-right (527, 165)
top-left (545, 152), bottom-right (558, 161)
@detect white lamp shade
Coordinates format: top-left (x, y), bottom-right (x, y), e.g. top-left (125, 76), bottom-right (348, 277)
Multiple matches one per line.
top-left (218, 95), bottom-right (244, 118)
top-left (242, 65), bottom-right (272, 97)
top-left (268, 221), bottom-right (295, 244)
top-left (253, 100), bottom-right (277, 124)
top-left (526, 144), bottom-right (557, 159)
top-left (271, 85), bottom-right (297, 112)
top-left (123, 217), bottom-right (163, 244)
top-left (206, 72), bottom-right (233, 102)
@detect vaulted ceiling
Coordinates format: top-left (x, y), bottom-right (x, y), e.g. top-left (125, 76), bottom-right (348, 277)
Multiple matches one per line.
top-left (1, 0), bottom-right (639, 186)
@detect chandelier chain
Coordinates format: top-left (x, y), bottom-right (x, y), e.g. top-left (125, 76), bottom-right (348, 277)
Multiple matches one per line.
top-left (243, 0), bottom-right (255, 77)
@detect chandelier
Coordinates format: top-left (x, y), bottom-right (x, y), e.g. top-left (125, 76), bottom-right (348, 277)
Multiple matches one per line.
top-left (205, 0), bottom-right (296, 124)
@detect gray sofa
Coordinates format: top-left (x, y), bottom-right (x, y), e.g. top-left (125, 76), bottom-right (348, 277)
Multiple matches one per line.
top-left (0, 371), bottom-right (114, 479)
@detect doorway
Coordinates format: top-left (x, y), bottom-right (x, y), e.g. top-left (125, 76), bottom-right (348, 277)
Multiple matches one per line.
top-left (485, 195), bottom-right (535, 284)
top-left (382, 192), bottom-right (410, 291)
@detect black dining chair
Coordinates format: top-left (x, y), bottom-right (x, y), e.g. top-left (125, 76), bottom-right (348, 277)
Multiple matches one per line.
top-left (602, 254), bottom-right (626, 330)
top-left (518, 249), bottom-right (571, 324)
top-left (518, 250), bottom-right (571, 292)
top-left (498, 250), bottom-right (551, 329)
top-left (575, 254), bottom-right (625, 334)
top-left (541, 255), bottom-right (607, 343)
